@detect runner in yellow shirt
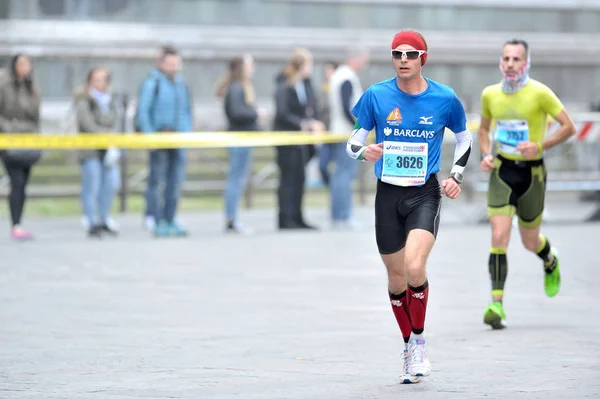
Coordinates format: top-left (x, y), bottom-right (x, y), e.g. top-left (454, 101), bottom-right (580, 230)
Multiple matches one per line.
top-left (478, 39), bottom-right (576, 329)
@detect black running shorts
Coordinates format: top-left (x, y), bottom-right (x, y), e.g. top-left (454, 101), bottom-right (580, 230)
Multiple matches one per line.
top-left (375, 175), bottom-right (442, 255)
top-left (487, 155), bottom-right (547, 228)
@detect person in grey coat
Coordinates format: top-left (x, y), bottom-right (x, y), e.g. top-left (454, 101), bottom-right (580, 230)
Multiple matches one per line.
top-left (215, 54), bottom-right (264, 234)
top-left (75, 66), bottom-right (121, 237)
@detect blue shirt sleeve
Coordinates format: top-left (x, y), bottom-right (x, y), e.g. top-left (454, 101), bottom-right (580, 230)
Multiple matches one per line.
top-left (137, 78), bottom-right (159, 133)
top-left (446, 94), bottom-right (468, 133)
top-left (351, 87), bottom-right (375, 131)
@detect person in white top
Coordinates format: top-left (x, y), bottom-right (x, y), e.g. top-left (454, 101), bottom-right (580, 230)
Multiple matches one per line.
top-left (327, 47), bottom-right (370, 229)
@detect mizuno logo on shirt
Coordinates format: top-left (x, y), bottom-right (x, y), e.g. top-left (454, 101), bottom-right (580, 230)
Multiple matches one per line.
top-left (419, 116), bottom-right (433, 125)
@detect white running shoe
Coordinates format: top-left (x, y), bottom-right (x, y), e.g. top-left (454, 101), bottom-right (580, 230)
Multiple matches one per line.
top-left (81, 216), bottom-right (90, 230)
top-left (144, 216), bottom-right (156, 232)
top-left (105, 217), bottom-right (119, 233)
top-left (226, 220), bottom-right (255, 235)
top-left (400, 349), bottom-right (421, 384)
top-left (408, 338), bottom-right (431, 377)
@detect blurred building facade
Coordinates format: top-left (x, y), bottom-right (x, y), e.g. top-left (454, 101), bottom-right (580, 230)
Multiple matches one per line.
top-left (1, 0), bottom-right (599, 131)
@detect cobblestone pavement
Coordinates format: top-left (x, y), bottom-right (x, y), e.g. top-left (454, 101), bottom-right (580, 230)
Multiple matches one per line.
top-left (1, 202), bottom-right (599, 398)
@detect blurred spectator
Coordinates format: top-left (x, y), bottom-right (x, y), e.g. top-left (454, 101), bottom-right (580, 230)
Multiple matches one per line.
top-left (585, 97), bottom-right (600, 221)
top-left (581, 99), bottom-right (600, 207)
top-left (215, 54), bottom-right (263, 234)
top-left (273, 48), bottom-right (325, 230)
top-left (75, 66), bottom-right (121, 238)
top-left (317, 61), bottom-right (339, 187)
top-left (136, 44), bottom-right (170, 229)
top-left (136, 45), bottom-right (192, 238)
top-left (328, 47), bottom-right (369, 230)
top-left (586, 207), bottom-right (600, 222)
top-left (134, 45), bottom-right (171, 133)
top-left (0, 54), bottom-right (41, 241)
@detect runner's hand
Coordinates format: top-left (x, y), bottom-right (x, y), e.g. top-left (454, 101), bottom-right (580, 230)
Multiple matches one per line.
top-left (363, 142), bottom-right (384, 162)
top-left (517, 141), bottom-right (541, 159)
top-left (480, 154), bottom-right (495, 172)
top-left (441, 178), bottom-right (461, 199)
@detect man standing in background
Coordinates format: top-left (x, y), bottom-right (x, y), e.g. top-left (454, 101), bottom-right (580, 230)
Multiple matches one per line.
top-left (137, 45), bottom-right (193, 238)
top-left (138, 45), bottom-right (167, 231)
top-left (317, 61), bottom-right (339, 187)
top-left (328, 48), bottom-right (369, 230)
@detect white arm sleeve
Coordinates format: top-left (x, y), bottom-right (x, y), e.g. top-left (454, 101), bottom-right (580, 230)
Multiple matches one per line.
top-left (346, 126), bottom-right (371, 160)
top-left (450, 130), bottom-right (473, 175)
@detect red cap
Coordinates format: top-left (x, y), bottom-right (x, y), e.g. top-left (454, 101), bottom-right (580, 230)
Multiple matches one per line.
top-left (391, 31), bottom-right (428, 66)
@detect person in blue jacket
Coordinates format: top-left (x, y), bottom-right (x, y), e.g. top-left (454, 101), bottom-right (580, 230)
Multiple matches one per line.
top-left (136, 45), bottom-right (193, 238)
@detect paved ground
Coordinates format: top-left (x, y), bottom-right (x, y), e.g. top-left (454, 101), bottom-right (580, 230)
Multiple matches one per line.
top-left (1, 200), bottom-right (600, 398)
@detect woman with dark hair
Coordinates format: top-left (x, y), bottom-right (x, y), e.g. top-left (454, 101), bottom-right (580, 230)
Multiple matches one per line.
top-left (216, 54), bottom-right (262, 234)
top-left (273, 48), bottom-right (324, 230)
top-left (75, 66), bottom-right (121, 238)
top-left (0, 54), bottom-right (41, 240)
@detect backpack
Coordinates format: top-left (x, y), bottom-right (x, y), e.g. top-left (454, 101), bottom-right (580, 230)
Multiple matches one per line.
top-left (132, 76), bottom-right (192, 132)
top-left (133, 76), bottom-right (160, 132)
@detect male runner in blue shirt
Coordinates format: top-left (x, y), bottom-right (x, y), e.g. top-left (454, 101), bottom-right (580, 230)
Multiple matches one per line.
top-left (347, 29), bottom-right (472, 383)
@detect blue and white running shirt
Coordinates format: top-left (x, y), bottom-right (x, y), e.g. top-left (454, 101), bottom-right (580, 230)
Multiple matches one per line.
top-left (348, 77), bottom-right (471, 187)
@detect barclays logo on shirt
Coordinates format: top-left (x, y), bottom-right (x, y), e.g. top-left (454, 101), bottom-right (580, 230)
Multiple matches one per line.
top-left (386, 128), bottom-right (435, 139)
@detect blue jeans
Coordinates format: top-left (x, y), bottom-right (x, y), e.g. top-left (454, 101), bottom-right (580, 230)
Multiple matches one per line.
top-left (330, 142), bottom-right (359, 221)
top-left (319, 143), bottom-right (334, 186)
top-left (224, 147), bottom-right (253, 221)
top-left (145, 149), bottom-right (187, 223)
top-left (80, 158), bottom-right (121, 225)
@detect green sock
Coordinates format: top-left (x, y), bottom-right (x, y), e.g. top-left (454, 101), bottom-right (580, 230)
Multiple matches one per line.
top-left (489, 247), bottom-right (508, 302)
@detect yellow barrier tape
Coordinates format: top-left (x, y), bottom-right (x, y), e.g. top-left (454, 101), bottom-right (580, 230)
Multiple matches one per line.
top-left (0, 121), bottom-right (480, 150)
top-left (0, 132), bottom-right (351, 150)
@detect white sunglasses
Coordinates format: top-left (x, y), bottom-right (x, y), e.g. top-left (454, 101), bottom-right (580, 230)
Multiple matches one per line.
top-left (391, 49), bottom-right (426, 60)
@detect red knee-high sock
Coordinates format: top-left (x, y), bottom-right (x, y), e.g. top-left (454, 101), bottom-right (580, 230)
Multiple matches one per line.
top-left (389, 291), bottom-right (412, 343)
top-left (407, 280), bottom-right (429, 335)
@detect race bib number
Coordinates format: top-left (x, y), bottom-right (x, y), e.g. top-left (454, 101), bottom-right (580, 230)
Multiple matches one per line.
top-left (381, 141), bottom-right (428, 187)
top-left (495, 120), bottom-right (529, 155)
